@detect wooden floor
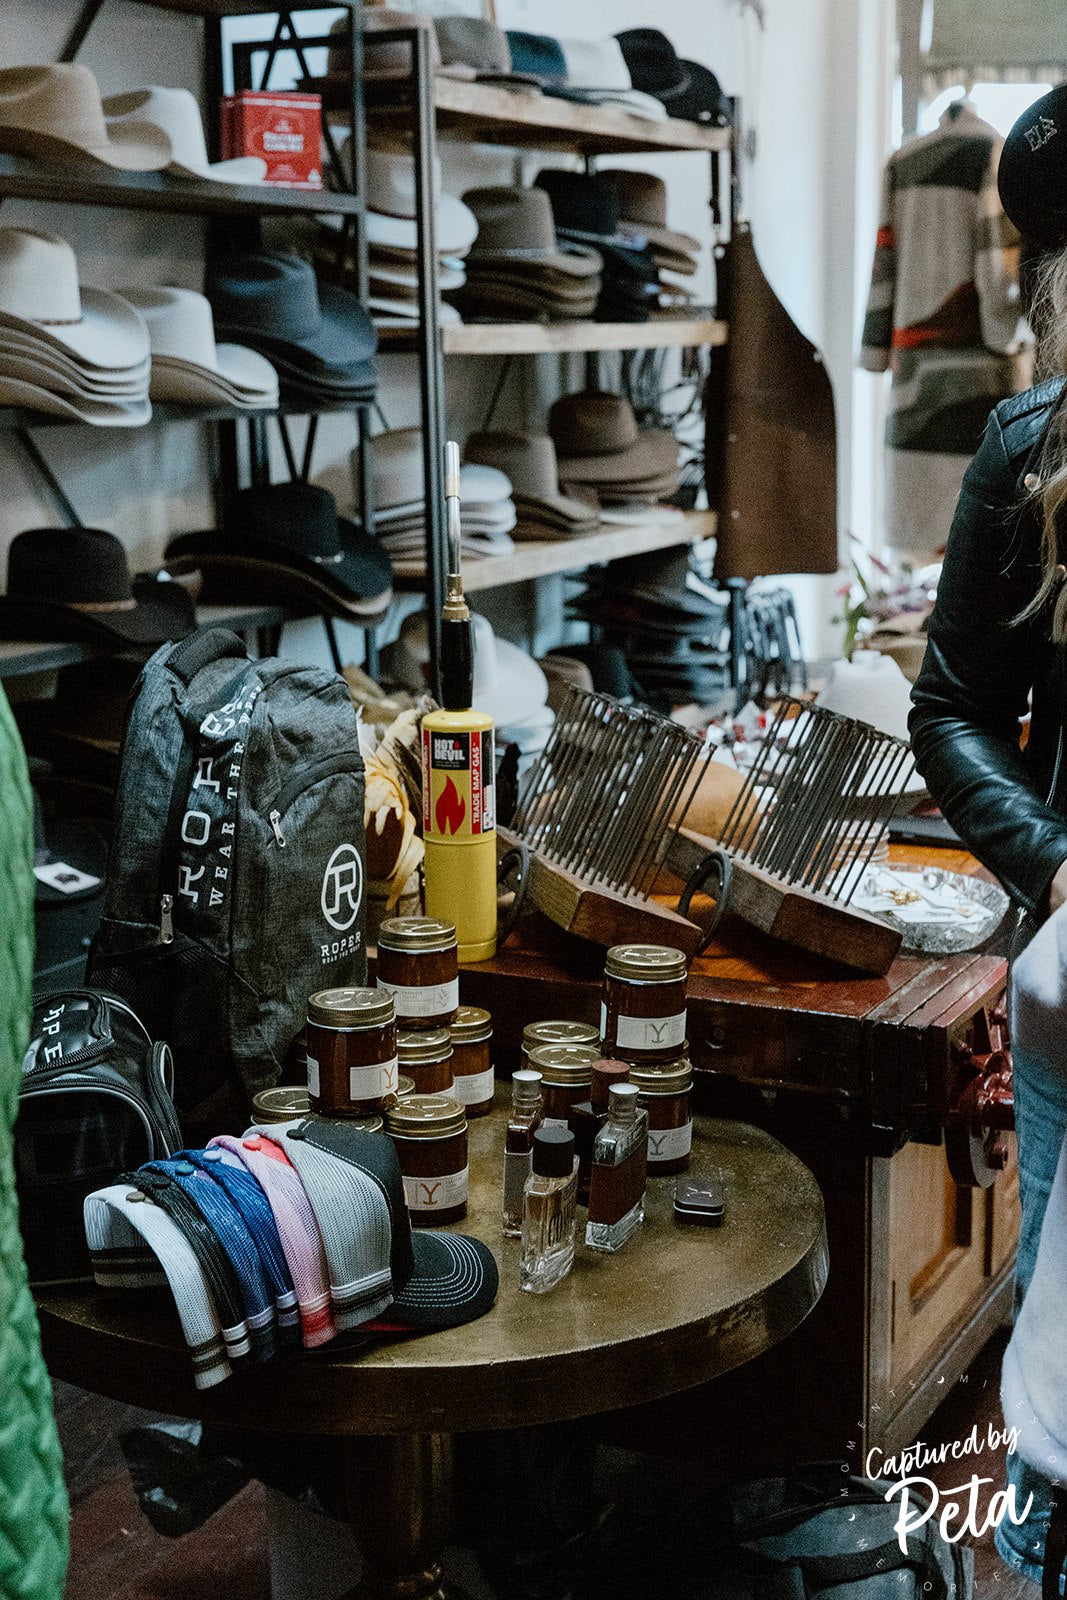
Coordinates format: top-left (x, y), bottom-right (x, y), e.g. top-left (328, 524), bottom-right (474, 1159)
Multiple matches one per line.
top-left (56, 1330), bottom-right (1038, 1599)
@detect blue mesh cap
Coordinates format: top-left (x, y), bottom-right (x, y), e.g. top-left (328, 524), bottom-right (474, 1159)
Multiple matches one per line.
top-left (144, 1158), bottom-right (277, 1361)
top-left (182, 1146), bottom-right (299, 1346)
top-left (294, 1121), bottom-right (499, 1330)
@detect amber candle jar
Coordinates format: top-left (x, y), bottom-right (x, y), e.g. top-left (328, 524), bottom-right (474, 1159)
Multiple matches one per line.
top-left (630, 1056), bottom-right (693, 1175)
top-left (601, 945), bottom-right (688, 1063)
top-left (306, 988), bottom-right (398, 1118)
top-left (520, 1020), bottom-right (598, 1070)
top-left (397, 1028), bottom-right (454, 1097)
top-left (450, 1007), bottom-right (495, 1117)
top-left (527, 1043), bottom-right (597, 1129)
top-left (386, 1095), bottom-right (468, 1225)
top-left (377, 917), bottom-right (459, 1030)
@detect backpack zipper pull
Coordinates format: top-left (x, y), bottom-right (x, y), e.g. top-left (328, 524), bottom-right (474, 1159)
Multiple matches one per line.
top-left (159, 894), bottom-right (174, 945)
top-left (269, 810), bottom-right (286, 848)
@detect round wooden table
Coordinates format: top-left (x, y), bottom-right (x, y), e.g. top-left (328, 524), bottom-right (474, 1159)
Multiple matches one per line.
top-left (38, 1108), bottom-right (827, 1600)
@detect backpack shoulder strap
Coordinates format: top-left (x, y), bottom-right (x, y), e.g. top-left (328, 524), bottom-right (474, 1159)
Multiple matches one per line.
top-left (163, 628), bottom-right (247, 687)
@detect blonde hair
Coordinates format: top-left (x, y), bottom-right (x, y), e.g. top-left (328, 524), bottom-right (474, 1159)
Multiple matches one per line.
top-left (1020, 247), bottom-right (1067, 640)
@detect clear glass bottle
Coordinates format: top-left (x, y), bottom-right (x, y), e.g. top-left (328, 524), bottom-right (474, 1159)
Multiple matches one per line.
top-left (502, 1069), bottom-right (543, 1237)
top-left (585, 1083), bottom-right (648, 1254)
top-left (521, 1127), bottom-right (578, 1294)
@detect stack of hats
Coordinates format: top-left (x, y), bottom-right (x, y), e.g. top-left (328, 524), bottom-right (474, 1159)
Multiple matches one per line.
top-left (433, 15), bottom-right (543, 90)
top-left (549, 391), bottom-right (680, 512)
top-left (118, 286), bottom-right (278, 410)
top-left (207, 253), bottom-right (377, 405)
top-left (535, 170), bottom-right (659, 322)
top-left (615, 29), bottom-right (729, 127)
top-left (596, 169), bottom-right (702, 301)
top-left (570, 545), bottom-right (731, 710)
top-left (0, 228), bottom-right (151, 425)
top-left (505, 32), bottom-right (667, 120)
top-left (83, 1119), bottom-right (499, 1390)
top-left (165, 481), bottom-right (393, 624)
top-left (0, 64), bottom-right (266, 182)
top-left (368, 428), bottom-right (516, 568)
top-left (451, 186), bottom-right (601, 322)
top-left (464, 431), bottom-right (600, 542)
top-left (320, 137), bottom-right (477, 330)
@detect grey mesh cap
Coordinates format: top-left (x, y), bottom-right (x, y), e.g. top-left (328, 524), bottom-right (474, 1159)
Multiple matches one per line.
top-left (283, 1120), bottom-right (500, 1330)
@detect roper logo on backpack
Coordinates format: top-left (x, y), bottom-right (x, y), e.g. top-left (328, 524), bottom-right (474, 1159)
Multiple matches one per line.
top-left (321, 843), bottom-right (363, 933)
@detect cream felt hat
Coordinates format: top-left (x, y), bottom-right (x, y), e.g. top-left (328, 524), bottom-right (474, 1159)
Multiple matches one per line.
top-left (118, 286), bottom-right (278, 405)
top-left (0, 228), bottom-right (149, 371)
top-left (0, 64), bottom-right (170, 171)
top-left (104, 87), bottom-right (267, 185)
top-left (0, 373), bottom-right (150, 425)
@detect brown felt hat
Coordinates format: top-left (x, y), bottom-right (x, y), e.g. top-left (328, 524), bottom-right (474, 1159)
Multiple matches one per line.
top-left (597, 169), bottom-right (700, 260)
top-left (465, 187), bottom-right (602, 278)
top-left (549, 390), bottom-right (679, 485)
top-left (464, 430), bottom-right (598, 527)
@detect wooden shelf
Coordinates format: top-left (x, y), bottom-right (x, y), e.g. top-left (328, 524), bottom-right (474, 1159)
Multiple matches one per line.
top-left (360, 77), bottom-right (732, 157)
top-left (0, 398), bottom-right (373, 431)
top-left (392, 509), bottom-right (716, 595)
top-left (0, 154), bottom-right (361, 219)
top-left (0, 603), bottom-right (299, 681)
top-left (133, 0), bottom-right (358, 14)
top-left (378, 317), bottom-right (727, 357)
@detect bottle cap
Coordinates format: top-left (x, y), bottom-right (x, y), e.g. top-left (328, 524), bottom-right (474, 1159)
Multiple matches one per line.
top-left (591, 1059), bottom-right (630, 1109)
top-left (308, 987), bottom-right (395, 1029)
top-left (385, 1094), bottom-right (466, 1139)
top-left (532, 1125), bottom-right (575, 1177)
top-left (521, 1019), bottom-right (598, 1054)
top-left (605, 944), bottom-right (687, 983)
top-left (252, 1086), bottom-right (312, 1123)
top-left (608, 1082), bottom-right (641, 1119)
top-left (527, 1043), bottom-right (597, 1084)
top-left (397, 1028), bottom-right (454, 1066)
top-left (378, 916), bottom-right (457, 953)
top-left (628, 1056), bottom-right (692, 1095)
top-left (512, 1068), bottom-right (543, 1100)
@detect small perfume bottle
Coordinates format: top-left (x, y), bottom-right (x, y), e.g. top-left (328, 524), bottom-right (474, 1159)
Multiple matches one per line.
top-left (502, 1069), bottom-right (544, 1237)
top-left (567, 1060), bottom-right (630, 1206)
top-left (585, 1083), bottom-right (648, 1254)
top-left (521, 1127), bottom-right (578, 1294)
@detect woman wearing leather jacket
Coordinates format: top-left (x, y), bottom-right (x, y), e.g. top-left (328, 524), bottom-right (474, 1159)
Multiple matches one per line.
top-left (910, 88), bottom-right (1067, 1585)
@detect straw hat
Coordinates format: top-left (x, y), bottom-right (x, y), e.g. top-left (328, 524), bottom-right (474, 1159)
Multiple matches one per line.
top-left (0, 65), bottom-right (170, 170)
top-left (104, 86), bottom-right (266, 184)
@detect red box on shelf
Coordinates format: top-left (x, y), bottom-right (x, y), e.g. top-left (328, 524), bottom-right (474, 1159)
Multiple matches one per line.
top-left (220, 91), bottom-right (322, 189)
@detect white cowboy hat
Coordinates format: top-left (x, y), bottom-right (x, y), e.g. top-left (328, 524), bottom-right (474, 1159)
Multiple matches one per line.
top-left (0, 373), bottom-right (150, 426)
top-left (0, 329), bottom-right (148, 390)
top-left (0, 64), bottom-right (170, 171)
top-left (469, 612), bottom-right (549, 728)
top-left (0, 348), bottom-right (148, 401)
top-left (104, 87), bottom-right (266, 184)
top-left (349, 143), bottom-right (478, 257)
top-left (0, 229), bottom-right (149, 371)
top-left (117, 286), bottom-right (278, 406)
top-left (369, 260), bottom-right (466, 293)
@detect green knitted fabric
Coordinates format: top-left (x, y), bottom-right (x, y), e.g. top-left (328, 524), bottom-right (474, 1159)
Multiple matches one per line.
top-left (0, 685), bottom-right (69, 1600)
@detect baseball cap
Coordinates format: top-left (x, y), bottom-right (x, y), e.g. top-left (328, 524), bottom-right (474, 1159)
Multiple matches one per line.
top-left (998, 86), bottom-right (1067, 249)
top-left (269, 1120), bottom-right (499, 1331)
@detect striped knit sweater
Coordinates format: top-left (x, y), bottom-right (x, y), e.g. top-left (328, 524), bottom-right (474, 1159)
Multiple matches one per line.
top-left (860, 103), bottom-right (1024, 552)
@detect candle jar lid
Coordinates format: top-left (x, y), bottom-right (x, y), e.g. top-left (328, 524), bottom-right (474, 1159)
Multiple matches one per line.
top-left (398, 1028), bottom-right (454, 1066)
top-left (628, 1056), bottom-right (693, 1094)
top-left (252, 1086), bottom-right (311, 1123)
top-left (522, 1020), bottom-right (599, 1051)
top-left (378, 916), bottom-right (457, 953)
top-left (528, 1043), bottom-right (598, 1084)
top-left (451, 1006), bottom-right (492, 1044)
top-left (386, 1094), bottom-right (467, 1138)
top-left (605, 944), bottom-right (687, 983)
top-left (396, 1075), bottom-right (415, 1099)
top-left (308, 987), bottom-right (395, 1029)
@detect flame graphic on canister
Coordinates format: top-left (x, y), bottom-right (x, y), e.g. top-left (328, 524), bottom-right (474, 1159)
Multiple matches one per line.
top-left (435, 775), bottom-right (466, 836)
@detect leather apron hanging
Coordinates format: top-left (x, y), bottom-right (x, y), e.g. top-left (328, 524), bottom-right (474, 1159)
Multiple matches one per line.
top-left (705, 224), bottom-right (839, 582)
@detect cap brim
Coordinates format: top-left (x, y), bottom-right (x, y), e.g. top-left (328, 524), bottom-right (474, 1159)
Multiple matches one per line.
top-left (388, 1231), bottom-right (498, 1329)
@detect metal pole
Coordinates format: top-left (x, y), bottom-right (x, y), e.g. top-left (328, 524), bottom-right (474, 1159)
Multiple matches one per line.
top-left (12, 429), bottom-right (82, 526)
top-left (411, 25), bottom-right (447, 699)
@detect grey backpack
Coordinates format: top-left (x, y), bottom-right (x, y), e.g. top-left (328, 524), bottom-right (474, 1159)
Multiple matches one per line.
top-left (89, 628), bottom-right (367, 1132)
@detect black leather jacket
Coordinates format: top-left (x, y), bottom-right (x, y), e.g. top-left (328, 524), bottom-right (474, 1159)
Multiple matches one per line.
top-left (910, 378), bottom-right (1067, 915)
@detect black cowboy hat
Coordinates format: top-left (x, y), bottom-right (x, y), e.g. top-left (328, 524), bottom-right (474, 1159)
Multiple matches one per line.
top-left (0, 525), bottom-right (194, 646)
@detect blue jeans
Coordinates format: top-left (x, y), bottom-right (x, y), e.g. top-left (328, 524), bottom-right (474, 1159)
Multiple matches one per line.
top-left (996, 1034), bottom-right (1067, 1585)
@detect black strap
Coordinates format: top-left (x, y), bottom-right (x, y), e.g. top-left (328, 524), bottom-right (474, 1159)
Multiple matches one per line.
top-left (1044, 1487), bottom-right (1067, 1600)
top-left (164, 628), bottom-right (247, 688)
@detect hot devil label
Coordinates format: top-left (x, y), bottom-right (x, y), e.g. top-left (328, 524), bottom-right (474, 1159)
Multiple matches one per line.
top-left (422, 728), bottom-right (496, 840)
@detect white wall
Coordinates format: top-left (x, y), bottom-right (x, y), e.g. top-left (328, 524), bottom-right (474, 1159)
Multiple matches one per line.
top-left (1, 0), bottom-right (894, 668)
